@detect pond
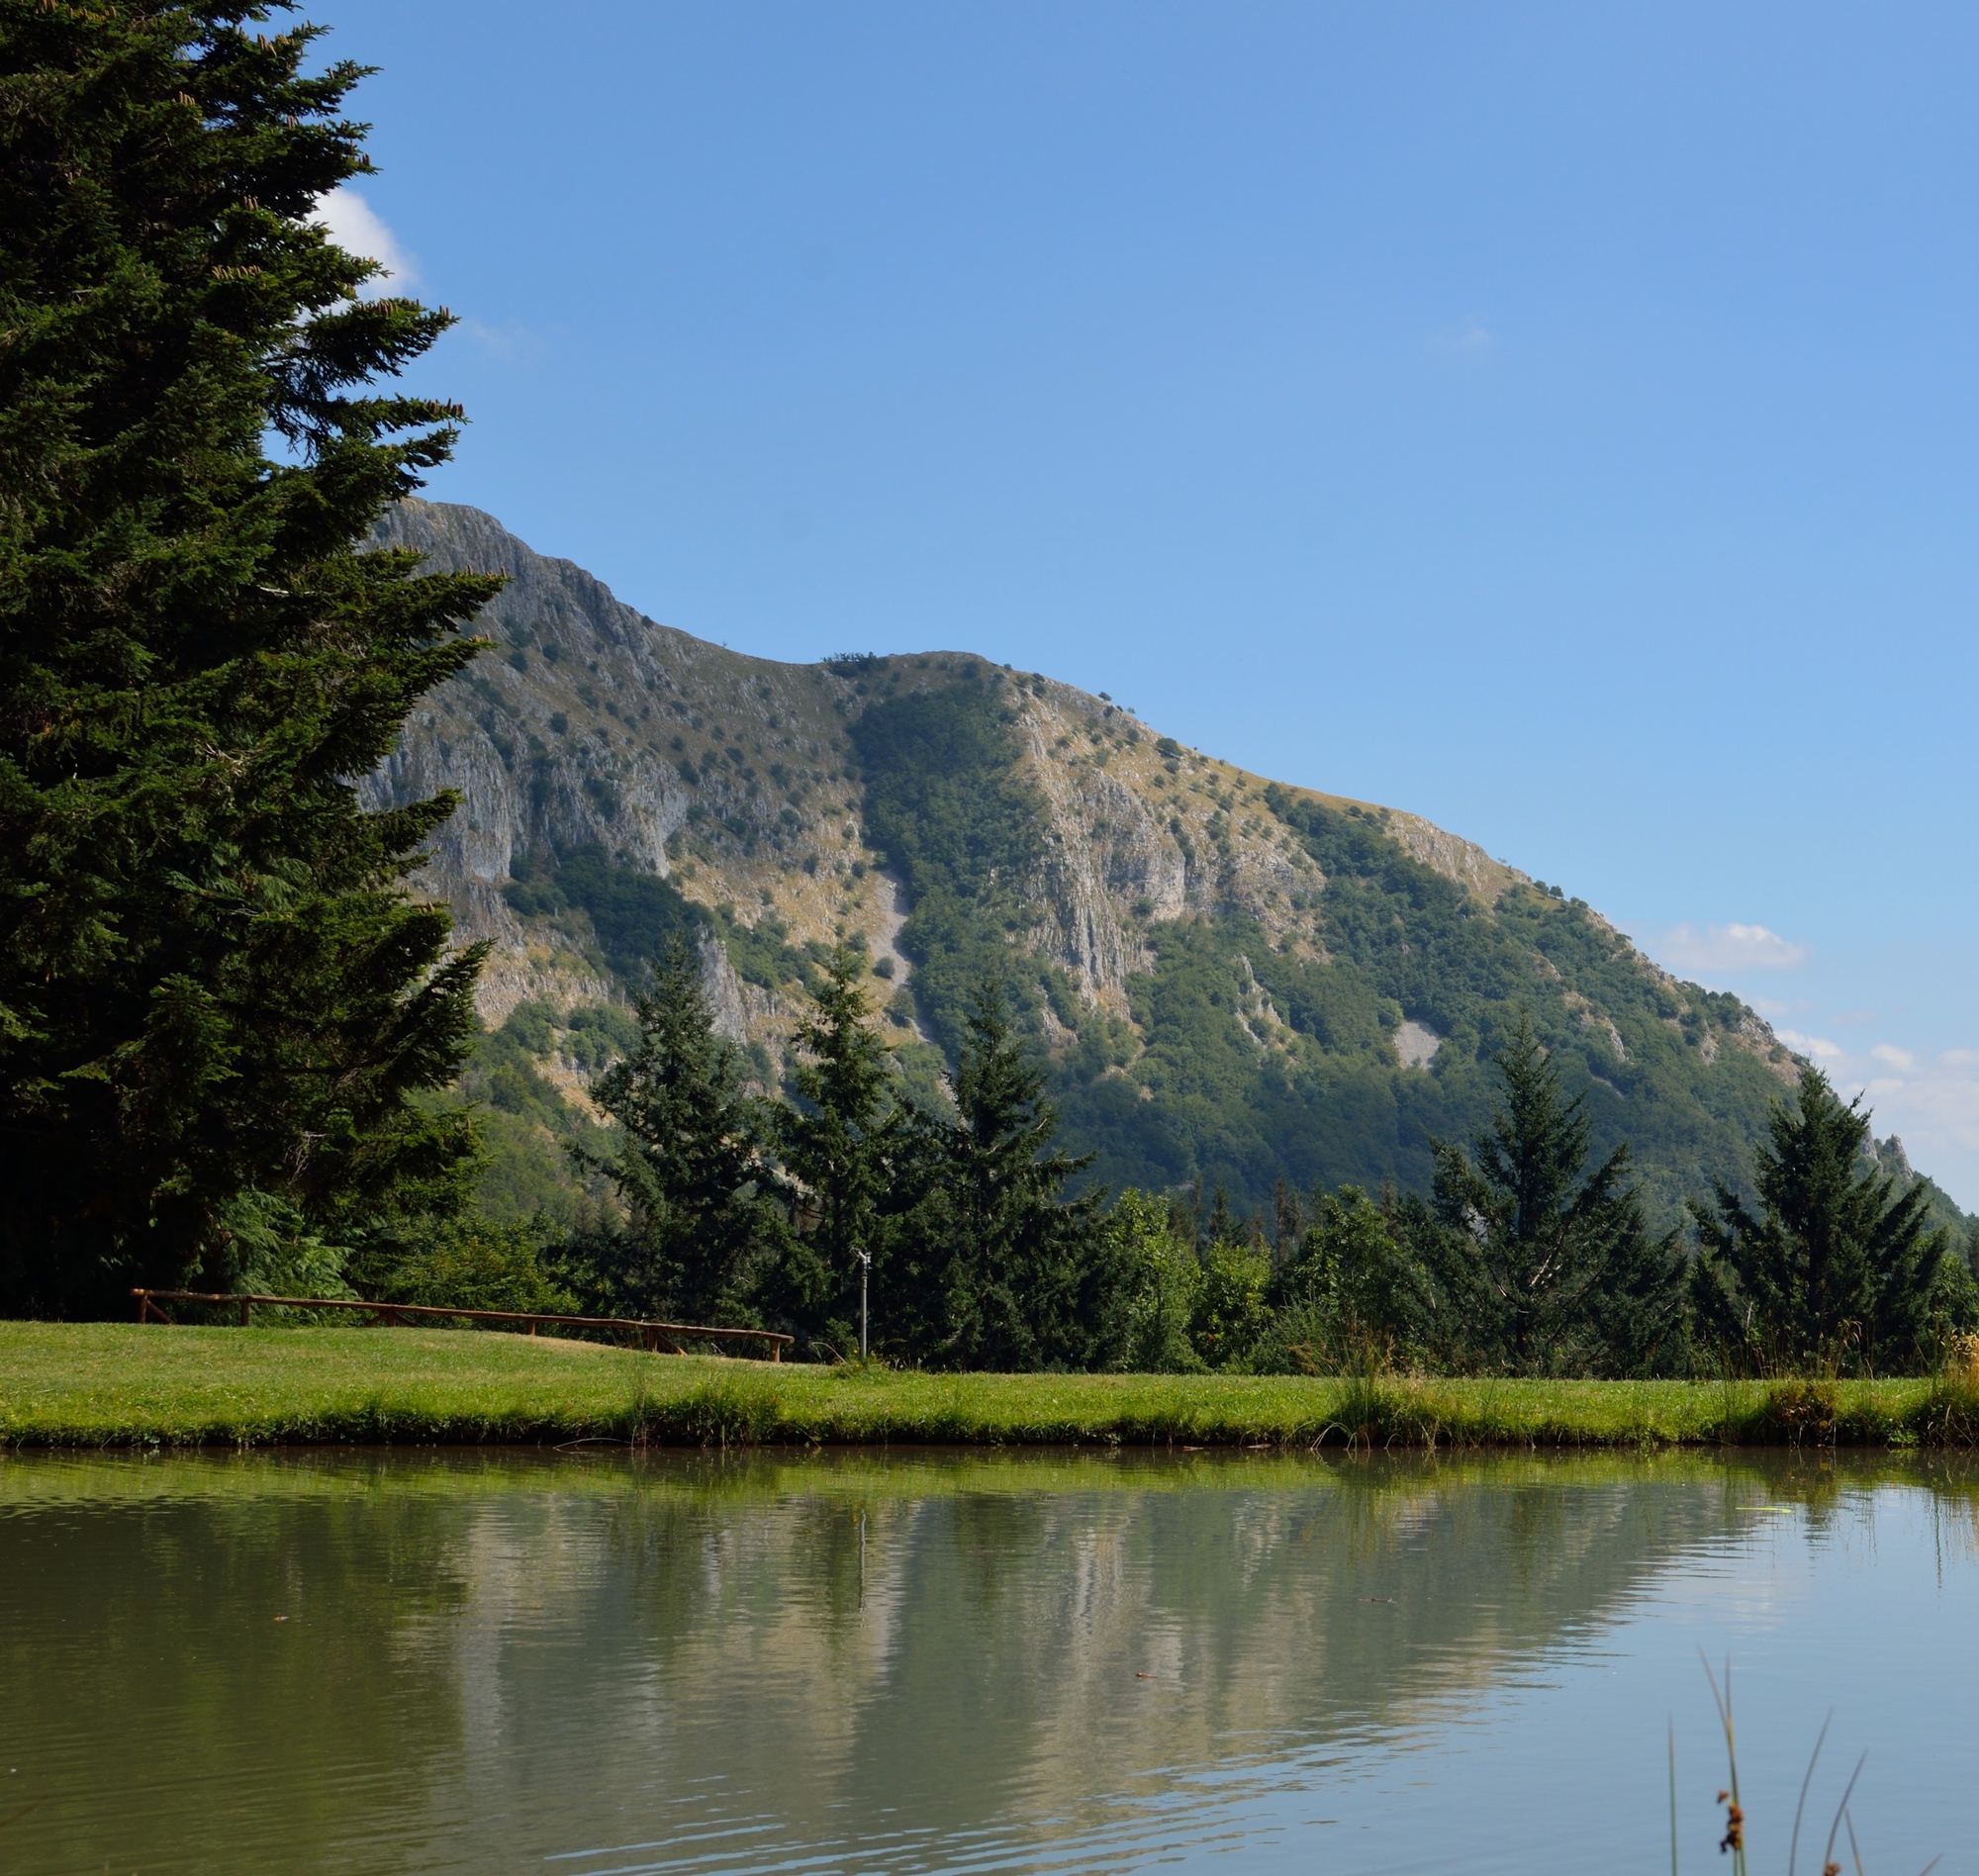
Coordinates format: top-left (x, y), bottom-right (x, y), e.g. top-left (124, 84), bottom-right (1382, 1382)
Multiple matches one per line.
top-left (4, 1448), bottom-right (1976, 1875)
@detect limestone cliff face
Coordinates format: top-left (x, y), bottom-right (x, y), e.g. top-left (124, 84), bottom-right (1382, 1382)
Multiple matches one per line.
top-left (368, 502), bottom-right (706, 936)
top-left (368, 501), bottom-right (1800, 1093)
top-left (365, 500), bottom-right (873, 1025)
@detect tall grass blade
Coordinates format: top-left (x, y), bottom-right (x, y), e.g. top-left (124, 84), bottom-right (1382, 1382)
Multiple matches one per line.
top-left (1788, 1708), bottom-right (1833, 1876)
top-left (1699, 1652), bottom-right (1745, 1876)
top-left (1822, 1752), bottom-right (1867, 1876)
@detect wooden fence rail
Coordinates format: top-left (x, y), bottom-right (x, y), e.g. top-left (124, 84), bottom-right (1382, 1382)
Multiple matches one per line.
top-left (131, 1289), bottom-right (792, 1360)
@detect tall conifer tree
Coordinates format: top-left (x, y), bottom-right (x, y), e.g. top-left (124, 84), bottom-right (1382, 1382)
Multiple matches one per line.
top-left (913, 979), bottom-right (1104, 1369)
top-left (578, 937), bottom-right (781, 1324)
top-left (1691, 1069), bottom-right (1966, 1371)
top-left (0, 3), bottom-right (500, 1310)
top-left (1427, 1015), bottom-right (1686, 1373)
top-left (770, 942), bottom-right (909, 1344)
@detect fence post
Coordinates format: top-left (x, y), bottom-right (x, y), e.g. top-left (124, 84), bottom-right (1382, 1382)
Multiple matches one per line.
top-left (239, 1297), bottom-right (251, 1328)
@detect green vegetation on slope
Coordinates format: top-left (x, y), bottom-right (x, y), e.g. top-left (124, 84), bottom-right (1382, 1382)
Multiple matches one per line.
top-left (836, 673), bottom-right (1811, 1238)
top-left (1067, 790), bottom-right (1797, 1228)
top-left (850, 663), bottom-right (1053, 1060)
top-left (505, 844), bottom-right (705, 981)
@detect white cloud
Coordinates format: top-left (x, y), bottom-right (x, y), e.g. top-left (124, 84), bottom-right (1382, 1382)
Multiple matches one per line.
top-left (1871, 1043), bottom-right (1917, 1071)
top-left (1657, 921), bottom-right (1809, 975)
top-left (1745, 994), bottom-right (1794, 1018)
top-left (1776, 1027), bottom-right (1843, 1059)
top-left (311, 185), bottom-right (417, 293)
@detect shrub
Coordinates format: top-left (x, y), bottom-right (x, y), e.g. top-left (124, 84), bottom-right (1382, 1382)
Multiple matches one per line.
top-left (374, 1219), bottom-right (578, 1322)
top-left (1098, 1190), bottom-right (1203, 1372)
top-left (1194, 1237), bottom-right (1272, 1368)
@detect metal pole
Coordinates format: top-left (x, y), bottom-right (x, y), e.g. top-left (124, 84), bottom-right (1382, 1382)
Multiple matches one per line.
top-left (857, 1248), bottom-right (871, 1359)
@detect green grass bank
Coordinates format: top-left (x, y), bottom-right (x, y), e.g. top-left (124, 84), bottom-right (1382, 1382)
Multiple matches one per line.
top-left (9, 1323), bottom-right (1979, 1449)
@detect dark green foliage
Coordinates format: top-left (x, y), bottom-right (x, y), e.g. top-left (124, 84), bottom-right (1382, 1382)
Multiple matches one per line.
top-left (889, 1034), bottom-right (952, 1118)
top-left (1420, 1017), bottom-right (1688, 1375)
top-left (574, 938), bottom-right (782, 1324)
top-left (0, 2), bottom-right (503, 1312)
top-left (1062, 910), bottom-right (1421, 1207)
top-left (849, 676), bottom-right (1049, 1057)
top-left (893, 981), bottom-right (1108, 1369)
top-left (1091, 1188), bottom-right (1202, 1372)
top-left (767, 942), bottom-right (912, 1345)
top-left (459, 1106), bottom-right (610, 1230)
top-left (1863, 1133), bottom-right (1978, 1250)
top-left (209, 1188), bottom-right (356, 1304)
top-left (356, 1214), bottom-right (578, 1320)
top-left (1691, 1070), bottom-right (1974, 1372)
top-left (469, 1000), bottom-right (568, 1128)
top-left (504, 844), bottom-right (705, 981)
top-left (1260, 1186), bottom-right (1445, 1371)
top-left (505, 844), bottom-right (815, 998)
top-left (711, 903), bottom-right (819, 994)
top-left (1192, 1233), bottom-right (1272, 1367)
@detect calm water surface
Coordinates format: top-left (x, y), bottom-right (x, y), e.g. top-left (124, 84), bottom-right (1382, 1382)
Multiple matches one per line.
top-left (5, 1448), bottom-right (1978, 1876)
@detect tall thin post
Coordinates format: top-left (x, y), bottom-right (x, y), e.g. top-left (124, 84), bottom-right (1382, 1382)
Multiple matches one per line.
top-left (856, 1248), bottom-right (871, 1359)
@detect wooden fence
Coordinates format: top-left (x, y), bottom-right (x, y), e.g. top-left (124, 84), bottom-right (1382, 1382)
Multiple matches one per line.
top-left (131, 1289), bottom-right (792, 1360)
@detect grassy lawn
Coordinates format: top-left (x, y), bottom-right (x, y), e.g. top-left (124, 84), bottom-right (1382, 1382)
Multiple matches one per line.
top-left (6, 1322), bottom-right (1978, 1449)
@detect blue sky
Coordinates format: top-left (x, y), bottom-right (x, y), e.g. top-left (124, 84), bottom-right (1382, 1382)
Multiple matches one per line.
top-left (315, 1), bottom-right (1979, 1203)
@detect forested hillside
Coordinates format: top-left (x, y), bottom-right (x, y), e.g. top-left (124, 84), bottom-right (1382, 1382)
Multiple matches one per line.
top-left (368, 502), bottom-right (1969, 1238)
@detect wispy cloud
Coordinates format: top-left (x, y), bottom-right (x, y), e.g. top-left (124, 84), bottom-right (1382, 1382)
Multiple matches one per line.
top-left (1765, 1035), bottom-right (1979, 1208)
top-left (312, 185), bottom-right (417, 294)
top-left (1430, 316), bottom-right (1494, 359)
top-left (1657, 921), bottom-right (1809, 975)
top-left (458, 318), bottom-right (539, 365)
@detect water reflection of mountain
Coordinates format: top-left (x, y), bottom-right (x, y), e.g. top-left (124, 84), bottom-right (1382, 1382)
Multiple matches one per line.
top-left (6, 1452), bottom-right (1977, 1876)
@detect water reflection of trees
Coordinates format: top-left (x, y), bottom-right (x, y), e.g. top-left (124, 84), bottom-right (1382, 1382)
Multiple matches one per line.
top-left (8, 1450), bottom-right (1979, 1875)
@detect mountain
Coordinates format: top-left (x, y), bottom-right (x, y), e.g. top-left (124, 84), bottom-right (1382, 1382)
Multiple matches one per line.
top-left (366, 501), bottom-right (1959, 1239)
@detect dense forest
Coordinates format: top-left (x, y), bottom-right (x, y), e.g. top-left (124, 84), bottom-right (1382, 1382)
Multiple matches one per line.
top-left (4, 2), bottom-right (1973, 1377)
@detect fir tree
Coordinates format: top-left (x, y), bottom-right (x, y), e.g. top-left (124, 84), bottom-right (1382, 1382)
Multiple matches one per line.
top-left (0, 3), bottom-right (501, 1311)
top-left (1692, 1069), bottom-right (1965, 1372)
top-left (913, 979), bottom-right (1104, 1369)
top-left (1427, 1015), bottom-right (1685, 1373)
top-left (576, 937), bottom-right (781, 1323)
top-left (770, 942), bottom-right (908, 1345)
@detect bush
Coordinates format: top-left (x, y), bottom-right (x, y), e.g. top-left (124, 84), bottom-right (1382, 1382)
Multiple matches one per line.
top-left (1100, 1190), bottom-right (1203, 1372)
top-left (1194, 1237), bottom-right (1272, 1368)
top-left (373, 1219), bottom-right (579, 1322)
